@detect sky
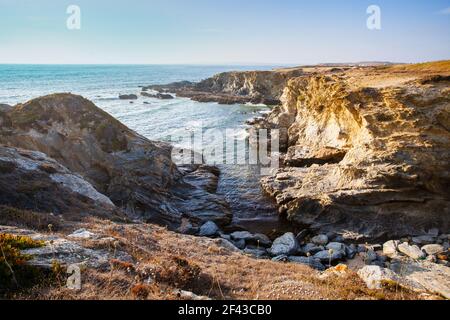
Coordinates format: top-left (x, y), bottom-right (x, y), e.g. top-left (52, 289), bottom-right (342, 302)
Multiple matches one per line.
top-left (0, 0), bottom-right (449, 65)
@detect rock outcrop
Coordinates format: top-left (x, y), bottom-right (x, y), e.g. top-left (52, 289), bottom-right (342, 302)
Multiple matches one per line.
top-left (144, 68), bottom-right (305, 105)
top-left (0, 146), bottom-right (122, 220)
top-left (258, 61), bottom-right (450, 239)
top-left (119, 94), bottom-right (138, 100)
top-left (0, 226), bottom-right (132, 269)
top-left (0, 94), bottom-right (231, 227)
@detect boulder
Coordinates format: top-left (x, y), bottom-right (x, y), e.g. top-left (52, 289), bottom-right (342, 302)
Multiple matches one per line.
top-left (141, 92), bottom-right (174, 100)
top-left (412, 235), bottom-right (436, 245)
top-left (268, 232), bottom-right (299, 256)
top-left (311, 234), bottom-right (329, 246)
top-left (389, 260), bottom-right (450, 299)
top-left (301, 243), bottom-right (324, 255)
top-left (251, 233), bottom-right (272, 247)
top-left (357, 244), bottom-right (367, 253)
top-left (156, 93), bottom-right (174, 100)
top-left (332, 235), bottom-right (345, 243)
top-left (313, 250), bottom-right (345, 263)
top-left (230, 231), bottom-right (253, 242)
top-left (288, 256), bottom-right (325, 271)
top-left (230, 231), bottom-right (271, 247)
top-left (199, 221), bottom-right (219, 237)
top-left (232, 239), bottom-right (246, 250)
top-left (383, 240), bottom-right (400, 258)
top-left (68, 229), bottom-right (98, 240)
top-left (398, 242), bottom-right (426, 260)
top-left (345, 244), bottom-right (357, 259)
top-left (119, 94), bottom-right (138, 100)
top-left (421, 244), bottom-right (445, 256)
top-left (244, 247), bottom-right (268, 258)
top-left (213, 238), bottom-right (241, 253)
top-left (362, 249), bottom-right (378, 263)
top-left (357, 266), bottom-right (402, 290)
top-left (326, 242), bottom-right (346, 252)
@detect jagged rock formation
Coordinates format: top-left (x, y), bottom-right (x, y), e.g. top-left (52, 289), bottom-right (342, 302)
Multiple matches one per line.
top-left (0, 94), bottom-right (231, 227)
top-left (144, 68), bottom-right (305, 105)
top-left (0, 146), bottom-right (123, 220)
top-left (258, 61), bottom-right (450, 239)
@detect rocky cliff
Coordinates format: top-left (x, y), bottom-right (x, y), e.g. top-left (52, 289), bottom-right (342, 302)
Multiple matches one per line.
top-left (145, 68), bottom-right (305, 105)
top-left (0, 94), bottom-right (231, 227)
top-left (258, 61), bottom-right (450, 239)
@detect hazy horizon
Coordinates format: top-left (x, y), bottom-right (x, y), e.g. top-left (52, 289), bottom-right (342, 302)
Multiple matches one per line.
top-left (1, 0), bottom-right (449, 64)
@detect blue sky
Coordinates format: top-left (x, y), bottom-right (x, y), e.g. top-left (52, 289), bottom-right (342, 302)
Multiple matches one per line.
top-left (0, 0), bottom-right (449, 64)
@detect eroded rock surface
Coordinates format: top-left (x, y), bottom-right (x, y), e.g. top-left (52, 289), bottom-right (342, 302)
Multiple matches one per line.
top-left (0, 94), bottom-right (231, 227)
top-left (144, 68), bottom-right (305, 105)
top-left (0, 226), bottom-right (131, 269)
top-left (0, 146), bottom-right (122, 220)
top-left (258, 62), bottom-right (450, 239)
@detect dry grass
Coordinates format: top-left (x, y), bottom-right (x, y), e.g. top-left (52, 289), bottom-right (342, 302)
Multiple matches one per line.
top-left (0, 206), bottom-right (62, 232)
top-left (9, 218), bottom-right (432, 301)
top-left (386, 60), bottom-right (450, 73)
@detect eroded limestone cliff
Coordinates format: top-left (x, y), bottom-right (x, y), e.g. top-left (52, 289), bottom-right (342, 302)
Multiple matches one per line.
top-left (145, 68), bottom-right (305, 105)
top-left (258, 62), bottom-right (450, 239)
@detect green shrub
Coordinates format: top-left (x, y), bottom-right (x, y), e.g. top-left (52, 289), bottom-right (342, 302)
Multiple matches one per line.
top-left (0, 234), bottom-right (44, 291)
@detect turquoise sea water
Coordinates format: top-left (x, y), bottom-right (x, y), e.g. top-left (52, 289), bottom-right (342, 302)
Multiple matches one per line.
top-left (0, 64), bottom-right (293, 234)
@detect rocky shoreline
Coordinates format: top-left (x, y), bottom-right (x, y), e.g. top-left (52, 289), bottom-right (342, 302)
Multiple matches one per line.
top-left (1, 61), bottom-right (449, 299)
top-left (149, 62), bottom-right (450, 239)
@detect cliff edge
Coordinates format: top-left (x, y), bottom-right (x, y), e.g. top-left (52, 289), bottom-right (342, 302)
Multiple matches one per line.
top-left (257, 61), bottom-right (450, 239)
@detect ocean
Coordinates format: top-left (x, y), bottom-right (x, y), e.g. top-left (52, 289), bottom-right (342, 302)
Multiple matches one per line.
top-left (0, 64), bottom-right (293, 234)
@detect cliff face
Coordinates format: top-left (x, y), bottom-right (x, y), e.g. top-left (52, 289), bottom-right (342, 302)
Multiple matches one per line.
top-left (196, 69), bottom-right (304, 100)
top-left (146, 68), bottom-right (305, 105)
top-left (0, 146), bottom-right (124, 220)
top-left (260, 62), bottom-right (450, 239)
top-left (0, 94), bottom-right (231, 227)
